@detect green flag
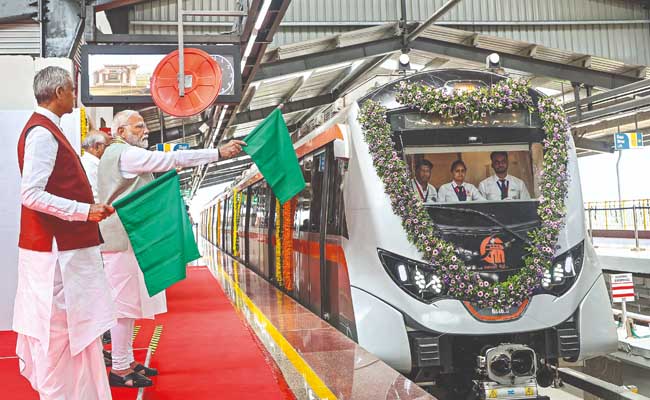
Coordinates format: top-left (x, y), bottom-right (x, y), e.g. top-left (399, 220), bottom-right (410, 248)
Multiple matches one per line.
top-left (113, 170), bottom-right (200, 296)
top-left (243, 108), bottom-right (306, 204)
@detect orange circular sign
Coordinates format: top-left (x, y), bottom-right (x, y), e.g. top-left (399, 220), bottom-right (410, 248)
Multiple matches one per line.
top-left (150, 48), bottom-right (222, 117)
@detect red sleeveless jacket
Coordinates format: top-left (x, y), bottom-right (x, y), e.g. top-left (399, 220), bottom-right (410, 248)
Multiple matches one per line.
top-left (16, 112), bottom-right (102, 251)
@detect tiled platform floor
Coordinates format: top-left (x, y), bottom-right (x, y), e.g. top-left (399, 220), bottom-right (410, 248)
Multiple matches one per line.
top-left (200, 239), bottom-right (434, 400)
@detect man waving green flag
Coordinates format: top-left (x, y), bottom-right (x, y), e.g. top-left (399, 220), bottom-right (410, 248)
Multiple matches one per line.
top-left (243, 108), bottom-right (306, 204)
top-left (113, 170), bottom-right (199, 296)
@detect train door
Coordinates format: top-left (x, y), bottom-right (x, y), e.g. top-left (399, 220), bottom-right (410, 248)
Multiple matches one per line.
top-left (293, 152), bottom-right (326, 316)
top-left (308, 151), bottom-right (327, 316)
top-left (258, 183), bottom-right (272, 280)
top-left (322, 149), bottom-right (356, 339)
top-left (294, 157), bottom-right (312, 307)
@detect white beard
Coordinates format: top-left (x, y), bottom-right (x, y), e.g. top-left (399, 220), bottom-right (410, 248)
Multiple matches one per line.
top-left (125, 132), bottom-right (148, 149)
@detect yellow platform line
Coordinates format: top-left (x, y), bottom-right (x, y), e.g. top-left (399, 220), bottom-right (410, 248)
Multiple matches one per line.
top-left (215, 260), bottom-right (337, 400)
top-left (132, 325), bottom-right (141, 343)
top-left (148, 325), bottom-right (163, 356)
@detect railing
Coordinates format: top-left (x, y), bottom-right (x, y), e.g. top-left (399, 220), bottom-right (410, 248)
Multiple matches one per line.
top-left (584, 200), bottom-right (650, 250)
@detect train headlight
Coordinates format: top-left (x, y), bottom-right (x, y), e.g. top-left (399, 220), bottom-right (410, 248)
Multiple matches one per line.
top-left (489, 354), bottom-right (511, 377)
top-left (485, 344), bottom-right (537, 385)
top-left (378, 249), bottom-right (445, 303)
top-left (542, 241), bottom-right (584, 296)
top-left (511, 350), bottom-right (535, 377)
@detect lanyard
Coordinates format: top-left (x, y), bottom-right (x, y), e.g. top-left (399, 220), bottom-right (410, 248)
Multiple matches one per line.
top-left (414, 180), bottom-right (429, 201)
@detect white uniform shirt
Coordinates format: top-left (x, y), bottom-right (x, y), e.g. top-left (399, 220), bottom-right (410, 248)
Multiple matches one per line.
top-left (80, 152), bottom-right (100, 202)
top-left (437, 181), bottom-right (485, 203)
top-left (14, 106), bottom-right (115, 356)
top-left (411, 179), bottom-right (437, 203)
top-left (478, 174), bottom-right (531, 201)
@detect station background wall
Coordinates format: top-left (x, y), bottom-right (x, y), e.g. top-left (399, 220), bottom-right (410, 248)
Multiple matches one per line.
top-left (0, 56), bottom-right (73, 330)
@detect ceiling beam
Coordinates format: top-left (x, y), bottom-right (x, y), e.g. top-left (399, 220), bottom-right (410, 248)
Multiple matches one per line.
top-left (565, 79), bottom-right (650, 109)
top-left (92, 32), bottom-right (240, 44)
top-left (254, 38), bottom-right (403, 82)
top-left (234, 93), bottom-right (334, 125)
top-left (570, 95), bottom-right (650, 124)
top-left (410, 37), bottom-right (640, 89)
top-left (573, 136), bottom-right (613, 153)
top-left (95, 0), bottom-right (148, 12)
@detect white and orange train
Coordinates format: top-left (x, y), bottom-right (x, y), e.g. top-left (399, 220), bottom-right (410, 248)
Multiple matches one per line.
top-left (200, 69), bottom-right (616, 399)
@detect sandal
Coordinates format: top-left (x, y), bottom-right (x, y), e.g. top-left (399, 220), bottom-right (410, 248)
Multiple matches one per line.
top-left (103, 350), bottom-right (112, 367)
top-left (109, 371), bottom-right (153, 388)
top-left (133, 363), bottom-right (158, 377)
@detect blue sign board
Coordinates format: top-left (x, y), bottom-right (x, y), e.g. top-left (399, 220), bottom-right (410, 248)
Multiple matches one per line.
top-left (614, 132), bottom-right (644, 150)
top-left (156, 143), bottom-right (191, 152)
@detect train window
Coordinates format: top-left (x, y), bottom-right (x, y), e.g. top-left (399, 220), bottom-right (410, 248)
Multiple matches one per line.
top-left (326, 157), bottom-right (348, 238)
top-left (405, 144), bottom-right (543, 203)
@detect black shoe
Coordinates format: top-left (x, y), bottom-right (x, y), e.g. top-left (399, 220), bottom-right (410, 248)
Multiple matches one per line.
top-left (103, 350), bottom-right (112, 367)
top-left (102, 331), bottom-right (111, 345)
top-left (108, 371), bottom-right (153, 388)
top-left (133, 363), bottom-right (158, 377)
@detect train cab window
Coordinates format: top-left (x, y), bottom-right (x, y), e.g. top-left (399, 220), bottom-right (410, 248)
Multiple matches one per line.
top-left (405, 145), bottom-right (543, 204)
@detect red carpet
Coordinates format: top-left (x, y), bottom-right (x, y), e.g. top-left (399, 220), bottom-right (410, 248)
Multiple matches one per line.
top-left (0, 331), bottom-right (37, 400)
top-left (1, 266), bottom-right (294, 400)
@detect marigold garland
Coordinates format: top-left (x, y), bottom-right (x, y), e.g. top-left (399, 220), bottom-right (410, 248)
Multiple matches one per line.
top-left (80, 107), bottom-right (87, 155)
top-left (232, 190), bottom-right (240, 257)
top-left (274, 198), bottom-right (283, 286)
top-left (281, 198), bottom-right (297, 291)
top-left (358, 78), bottom-right (571, 309)
top-left (216, 202), bottom-right (221, 246)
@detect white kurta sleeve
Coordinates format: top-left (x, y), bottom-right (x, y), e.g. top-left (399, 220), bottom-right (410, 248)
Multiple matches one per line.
top-left (21, 127), bottom-right (91, 221)
top-left (119, 147), bottom-right (221, 178)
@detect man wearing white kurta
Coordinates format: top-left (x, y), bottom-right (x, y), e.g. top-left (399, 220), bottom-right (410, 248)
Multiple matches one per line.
top-left (478, 152), bottom-right (531, 201)
top-left (411, 159), bottom-right (437, 204)
top-left (80, 130), bottom-right (110, 202)
top-left (14, 66), bottom-right (116, 399)
top-left (98, 110), bottom-right (245, 387)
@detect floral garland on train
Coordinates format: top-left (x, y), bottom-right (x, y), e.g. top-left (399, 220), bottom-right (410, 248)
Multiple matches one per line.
top-left (358, 78), bottom-right (571, 309)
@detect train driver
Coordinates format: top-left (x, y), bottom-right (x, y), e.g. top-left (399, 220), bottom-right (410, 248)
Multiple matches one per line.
top-left (411, 159), bottom-right (437, 204)
top-left (437, 160), bottom-right (485, 202)
top-left (478, 151), bottom-right (531, 201)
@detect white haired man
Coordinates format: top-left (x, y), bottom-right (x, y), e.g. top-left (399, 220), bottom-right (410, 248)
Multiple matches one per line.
top-left (14, 66), bottom-right (116, 399)
top-left (98, 109), bottom-right (245, 388)
top-left (81, 130), bottom-right (111, 202)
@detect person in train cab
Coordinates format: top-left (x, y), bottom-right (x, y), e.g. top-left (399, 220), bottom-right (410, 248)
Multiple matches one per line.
top-left (411, 159), bottom-right (437, 203)
top-left (98, 109), bottom-right (246, 388)
top-left (81, 130), bottom-right (112, 202)
top-left (13, 66), bottom-right (117, 399)
top-left (437, 159), bottom-right (485, 202)
top-left (478, 151), bottom-right (531, 201)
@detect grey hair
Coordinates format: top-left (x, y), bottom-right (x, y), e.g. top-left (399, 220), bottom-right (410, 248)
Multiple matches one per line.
top-left (33, 66), bottom-right (72, 104)
top-left (111, 110), bottom-right (139, 137)
top-left (82, 130), bottom-right (107, 150)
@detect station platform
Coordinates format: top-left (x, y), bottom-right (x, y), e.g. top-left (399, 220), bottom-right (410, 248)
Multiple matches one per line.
top-left (199, 239), bottom-right (433, 400)
top-left (0, 266), bottom-right (294, 400)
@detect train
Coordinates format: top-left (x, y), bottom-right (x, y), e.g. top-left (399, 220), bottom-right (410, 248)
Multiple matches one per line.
top-left (200, 69), bottom-right (617, 399)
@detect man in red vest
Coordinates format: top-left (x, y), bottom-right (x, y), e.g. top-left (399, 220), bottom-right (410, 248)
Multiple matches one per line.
top-left (14, 66), bottom-right (117, 399)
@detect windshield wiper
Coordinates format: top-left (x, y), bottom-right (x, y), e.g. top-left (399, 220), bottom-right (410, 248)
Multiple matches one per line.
top-left (424, 204), bottom-right (534, 246)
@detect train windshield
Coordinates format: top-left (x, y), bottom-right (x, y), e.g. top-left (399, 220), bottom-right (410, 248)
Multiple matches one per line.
top-left (390, 109), bottom-right (544, 282)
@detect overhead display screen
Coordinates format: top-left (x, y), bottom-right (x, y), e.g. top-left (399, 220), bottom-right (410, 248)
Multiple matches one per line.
top-left (81, 44), bottom-right (242, 106)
